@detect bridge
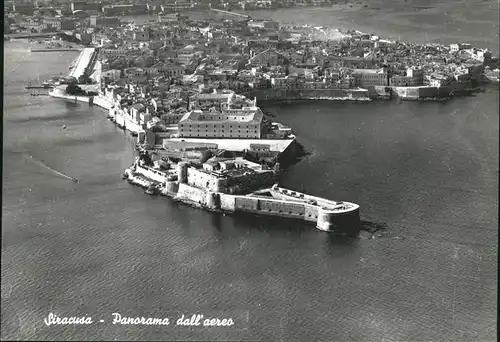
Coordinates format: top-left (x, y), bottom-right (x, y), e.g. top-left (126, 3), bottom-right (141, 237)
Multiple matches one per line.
top-left (69, 47), bottom-right (96, 79)
top-left (209, 8), bottom-right (251, 20)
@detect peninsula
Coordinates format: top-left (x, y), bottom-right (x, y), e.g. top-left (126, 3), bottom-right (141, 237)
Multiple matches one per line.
top-left (11, 2), bottom-right (496, 234)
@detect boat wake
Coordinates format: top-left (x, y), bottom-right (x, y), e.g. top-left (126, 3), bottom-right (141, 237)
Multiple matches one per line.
top-left (24, 154), bottom-right (78, 183)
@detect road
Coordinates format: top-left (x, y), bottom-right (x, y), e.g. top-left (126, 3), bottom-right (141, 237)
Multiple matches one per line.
top-left (69, 47), bottom-right (95, 79)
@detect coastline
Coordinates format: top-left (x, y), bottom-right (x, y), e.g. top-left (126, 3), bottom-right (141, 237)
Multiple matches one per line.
top-left (48, 88), bottom-right (144, 132)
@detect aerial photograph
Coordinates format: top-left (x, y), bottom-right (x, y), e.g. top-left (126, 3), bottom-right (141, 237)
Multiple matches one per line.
top-left (2, 0), bottom-right (498, 340)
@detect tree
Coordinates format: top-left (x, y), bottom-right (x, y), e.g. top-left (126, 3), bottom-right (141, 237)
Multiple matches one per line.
top-left (66, 83), bottom-right (84, 95)
top-left (78, 75), bottom-right (91, 84)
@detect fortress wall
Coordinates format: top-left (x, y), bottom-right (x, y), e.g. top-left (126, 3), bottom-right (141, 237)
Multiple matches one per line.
top-left (304, 204), bottom-right (319, 223)
top-left (187, 167), bottom-right (219, 191)
top-left (406, 87), bottom-right (420, 99)
top-left (418, 86), bottom-right (439, 98)
top-left (391, 86), bottom-right (442, 99)
top-left (367, 85), bottom-right (391, 98)
top-left (244, 88), bottom-right (370, 101)
top-left (220, 193), bottom-right (236, 211)
top-left (227, 171), bottom-right (276, 194)
top-left (234, 196), bottom-right (259, 211)
top-left (175, 183), bottom-right (207, 205)
top-left (165, 181), bottom-right (179, 195)
top-left (257, 199), bottom-right (305, 217)
top-left (155, 181), bottom-right (360, 234)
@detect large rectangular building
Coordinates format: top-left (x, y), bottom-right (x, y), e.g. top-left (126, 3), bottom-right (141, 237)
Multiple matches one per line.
top-left (178, 106), bottom-right (266, 139)
top-left (352, 68), bottom-right (388, 87)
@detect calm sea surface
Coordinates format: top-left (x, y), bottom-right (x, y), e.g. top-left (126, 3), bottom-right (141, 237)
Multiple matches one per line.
top-left (2, 2), bottom-right (498, 340)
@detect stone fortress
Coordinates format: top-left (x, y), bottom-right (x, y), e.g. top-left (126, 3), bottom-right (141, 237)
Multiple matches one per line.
top-left (125, 153), bottom-right (361, 235)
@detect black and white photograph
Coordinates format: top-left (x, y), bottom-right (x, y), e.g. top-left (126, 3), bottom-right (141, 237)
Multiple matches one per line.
top-left (2, 0), bottom-right (498, 340)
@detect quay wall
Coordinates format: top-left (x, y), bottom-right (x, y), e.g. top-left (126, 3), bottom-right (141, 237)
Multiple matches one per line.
top-left (49, 89), bottom-right (90, 103)
top-left (390, 86), bottom-right (452, 99)
top-left (50, 91), bottom-right (114, 110)
top-left (366, 86), bottom-right (391, 99)
top-left (367, 85), bottom-right (451, 100)
top-left (112, 108), bottom-right (144, 134)
top-left (243, 88), bottom-right (371, 101)
top-left (50, 90), bottom-right (145, 135)
top-left (93, 95), bottom-right (113, 110)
